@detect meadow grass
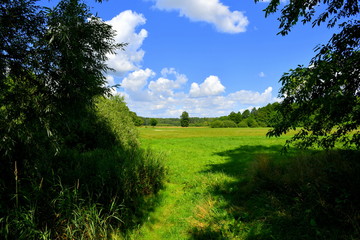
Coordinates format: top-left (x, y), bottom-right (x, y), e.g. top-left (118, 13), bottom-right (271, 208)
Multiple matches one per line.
top-left (126, 127), bottom-right (360, 240)
top-left (127, 128), bottom-right (290, 239)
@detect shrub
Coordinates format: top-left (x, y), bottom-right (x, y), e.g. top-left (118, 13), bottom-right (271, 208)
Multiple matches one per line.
top-left (210, 120), bottom-right (224, 128)
top-left (210, 120), bottom-right (237, 128)
top-left (246, 117), bottom-right (259, 128)
top-left (222, 120), bottom-right (237, 128)
top-left (237, 120), bottom-right (248, 128)
top-left (96, 96), bottom-right (139, 150)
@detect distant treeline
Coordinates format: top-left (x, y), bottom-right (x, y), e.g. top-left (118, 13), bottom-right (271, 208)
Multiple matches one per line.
top-left (134, 102), bottom-right (280, 128)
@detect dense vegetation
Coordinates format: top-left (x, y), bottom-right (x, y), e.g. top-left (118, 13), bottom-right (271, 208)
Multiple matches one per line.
top-left (0, 1), bottom-right (165, 239)
top-left (141, 102), bottom-right (280, 128)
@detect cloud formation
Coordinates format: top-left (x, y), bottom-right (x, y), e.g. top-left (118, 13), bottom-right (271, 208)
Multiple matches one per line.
top-left (106, 10), bottom-right (148, 74)
top-left (189, 75), bottom-right (225, 97)
top-left (152, 0), bottom-right (249, 33)
top-left (228, 87), bottom-right (274, 105)
top-left (121, 68), bottom-right (155, 91)
top-left (148, 68), bottom-right (188, 97)
top-left (117, 68), bottom-right (278, 117)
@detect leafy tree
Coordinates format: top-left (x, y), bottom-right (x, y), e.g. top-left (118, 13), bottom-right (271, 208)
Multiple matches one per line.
top-left (260, 0), bottom-right (360, 149)
top-left (0, 0), bottom-right (123, 158)
top-left (228, 111), bottom-right (242, 124)
top-left (180, 111), bottom-right (190, 127)
top-left (242, 109), bottom-right (250, 119)
top-left (150, 118), bottom-right (158, 127)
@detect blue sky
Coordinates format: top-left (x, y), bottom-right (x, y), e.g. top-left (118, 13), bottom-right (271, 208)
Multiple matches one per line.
top-left (40, 0), bottom-right (337, 117)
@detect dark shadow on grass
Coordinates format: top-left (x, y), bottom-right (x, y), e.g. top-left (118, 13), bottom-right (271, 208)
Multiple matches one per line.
top-left (189, 145), bottom-right (358, 240)
top-left (202, 144), bottom-right (287, 177)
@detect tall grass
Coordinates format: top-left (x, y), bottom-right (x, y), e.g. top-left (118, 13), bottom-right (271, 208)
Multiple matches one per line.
top-left (246, 150), bottom-right (360, 239)
top-left (0, 96), bottom-right (167, 239)
top-left (0, 147), bottom-right (166, 239)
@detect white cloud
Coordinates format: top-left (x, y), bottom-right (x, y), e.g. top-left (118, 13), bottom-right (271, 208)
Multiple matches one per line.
top-left (228, 87), bottom-right (274, 105)
top-left (148, 68), bottom-right (188, 97)
top-left (121, 68), bottom-right (155, 91)
top-left (117, 68), bottom-right (278, 118)
top-left (189, 75), bottom-right (225, 97)
top-left (106, 10), bottom-right (148, 74)
top-left (152, 0), bottom-right (249, 33)
top-left (258, 72), bottom-right (265, 77)
top-left (105, 75), bottom-right (115, 86)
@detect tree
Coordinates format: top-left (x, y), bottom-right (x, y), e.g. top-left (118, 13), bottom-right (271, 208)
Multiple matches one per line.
top-left (180, 111), bottom-right (190, 127)
top-left (150, 118), bottom-right (158, 127)
top-left (242, 109), bottom-right (250, 119)
top-left (228, 111), bottom-right (242, 124)
top-left (260, 0), bottom-right (360, 149)
top-left (0, 0), bottom-right (123, 181)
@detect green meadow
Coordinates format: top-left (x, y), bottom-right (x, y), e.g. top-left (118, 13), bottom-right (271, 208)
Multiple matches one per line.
top-left (125, 127), bottom-right (360, 240)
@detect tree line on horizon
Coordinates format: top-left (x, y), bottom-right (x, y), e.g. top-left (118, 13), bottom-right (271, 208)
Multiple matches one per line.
top-left (135, 102), bottom-right (280, 128)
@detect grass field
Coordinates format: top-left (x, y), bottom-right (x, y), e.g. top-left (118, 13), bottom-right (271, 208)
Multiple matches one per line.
top-left (125, 127), bottom-right (360, 240)
top-left (126, 128), bottom-right (289, 239)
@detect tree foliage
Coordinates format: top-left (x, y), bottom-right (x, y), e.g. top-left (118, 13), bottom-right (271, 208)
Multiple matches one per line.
top-left (0, 0), bottom-right (123, 162)
top-left (150, 118), bottom-right (158, 126)
top-left (180, 111), bottom-right (190, 127)
top-left (261, 0), bottom-right (360, 149)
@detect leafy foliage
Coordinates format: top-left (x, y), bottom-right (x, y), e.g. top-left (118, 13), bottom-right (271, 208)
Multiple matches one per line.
top-left (96, 96), bottom-right (140, 150)
top-left (261, 0), bottom-right (360, 149)
top-left (0, 1), bottom-right (166, 239)
top-left (150, 118), bottom-right (158, 126)
top-left (180, 111), bottom-right (190, 127)
top-left (257, 0), bottom-right (359, 36)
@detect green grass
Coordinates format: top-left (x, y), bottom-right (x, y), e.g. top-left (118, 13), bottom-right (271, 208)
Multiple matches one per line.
top-left (124, 127), bottom-right (360, 240)
top-left (126, 128), bottom-right (290, 239)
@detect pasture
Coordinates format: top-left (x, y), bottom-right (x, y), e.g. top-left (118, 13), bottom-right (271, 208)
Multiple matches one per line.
top-left (125, 127), bottom-right (360, 240)
top-left (127, 128), bottom-right (292, 239)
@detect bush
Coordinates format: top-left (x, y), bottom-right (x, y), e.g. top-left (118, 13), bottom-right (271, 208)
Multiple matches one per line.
top-left (222, 120), bottom-right (237, 128)
top-left (210, 120), bottom-right (224, 128)
top-left (210, 120), bottom-right (237, 128)
top-left (96, 96), bottom-right (139, 150)
top-left (237, 120), bottom-right (248, 128)
top-left (246, 117), bottom-right (259, 128)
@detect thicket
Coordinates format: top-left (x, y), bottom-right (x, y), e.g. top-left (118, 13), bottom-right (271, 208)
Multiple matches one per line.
top-left (0, 0), bottom-right (165, 239)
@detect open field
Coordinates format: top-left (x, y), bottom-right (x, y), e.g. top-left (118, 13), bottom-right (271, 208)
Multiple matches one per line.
top-left (128, 128), bottom-right (293, 239)
top-left (125, 127), bottom-right (360, 240)
top-left (138, 127), bottom-right (296, 139)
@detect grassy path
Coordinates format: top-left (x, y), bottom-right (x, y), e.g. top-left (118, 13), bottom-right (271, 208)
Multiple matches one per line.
top-left (128, 128), bottom-right (290, 239)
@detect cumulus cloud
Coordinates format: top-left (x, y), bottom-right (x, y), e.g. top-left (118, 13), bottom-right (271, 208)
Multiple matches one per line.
top-left (118, 69), bottom-right (278, 117)
top-left (121, 68), bottom-right (155, 91)
top-left (189, 75), bottom-right (225, 97)
top-left (144, 68), bottom-right (188, 98)
top-left (106, 10), bottom-right (148, 74)
top-left (228, 87), bottom-right (274, 105)
top-left (152, 0), bottom-right (249, 33)
top-left (258, 72), bottom-right (265, 78)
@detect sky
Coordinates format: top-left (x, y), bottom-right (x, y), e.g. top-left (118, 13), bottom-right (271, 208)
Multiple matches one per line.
top-left (40, 0), bottom-right (337, 118)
